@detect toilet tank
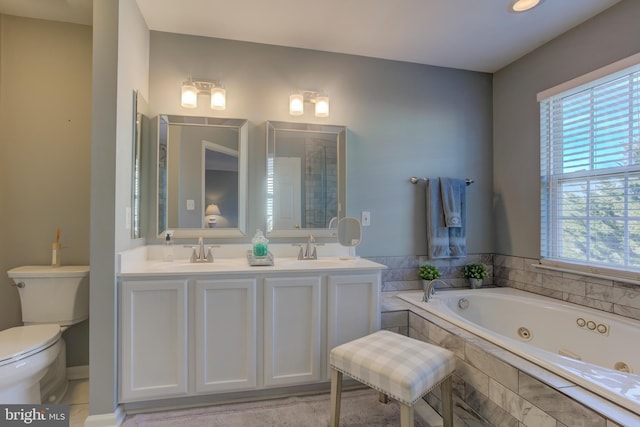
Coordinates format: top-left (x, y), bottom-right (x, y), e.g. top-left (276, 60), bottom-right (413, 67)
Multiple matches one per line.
top-left (7, 266), bottom-right (90, 326)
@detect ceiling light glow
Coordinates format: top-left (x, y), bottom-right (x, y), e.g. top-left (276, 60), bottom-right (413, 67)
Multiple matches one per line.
top-left (512, 0), bottom-right (541, 12)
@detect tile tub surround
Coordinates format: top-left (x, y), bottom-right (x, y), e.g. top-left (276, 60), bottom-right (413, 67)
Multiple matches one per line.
top-left (381, 293), bottom-right (638, 427)
top-left (366, 253), bottom-right (494, 292)
top-left (495, 254), bottom-right (640, 323)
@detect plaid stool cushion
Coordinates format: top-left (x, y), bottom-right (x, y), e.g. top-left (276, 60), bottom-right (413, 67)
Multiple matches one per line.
top-left (330, 330), bottom-right (456, 405)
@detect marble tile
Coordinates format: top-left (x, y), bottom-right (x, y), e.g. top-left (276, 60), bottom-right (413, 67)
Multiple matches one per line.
top-left (461, 386), bottom-right (518, 427)
top-left (564, 293), bottom-right (614, 312)
top-left (489, 379), bottom-right (556, 427)
top-left (456, 360), bottom-right (489, 397)
top-left (542, 274), bottom-right (586, 296)
top-left (428, 323), bottom-right (465, 359)
top-left (381, 311), bottom-right (408, 329)
top-left (518, 372), bottom-right (606, 427)
top-left (464, 343), bottom-right (519, 393)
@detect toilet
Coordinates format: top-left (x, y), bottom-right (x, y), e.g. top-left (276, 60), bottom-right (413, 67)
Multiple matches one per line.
top-left (1, 265), bottom-right (89, 404)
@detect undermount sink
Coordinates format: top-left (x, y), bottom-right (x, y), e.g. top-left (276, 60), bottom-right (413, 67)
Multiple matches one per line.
top-left (278, 258), bottom-right (358, 268)
top-left (151, 259), bottom-right (244, 271)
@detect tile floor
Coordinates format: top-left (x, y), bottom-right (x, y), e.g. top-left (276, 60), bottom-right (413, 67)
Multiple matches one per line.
top-left (61, 379), bottom-right (443, 427)
top-left (62, 379), bottom-right (89, 427)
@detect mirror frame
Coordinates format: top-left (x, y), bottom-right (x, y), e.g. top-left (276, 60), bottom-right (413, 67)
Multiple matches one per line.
top-left (156, 115), bottom-right (248, 238)
top-left (266, 121), bottom-right (346, 238)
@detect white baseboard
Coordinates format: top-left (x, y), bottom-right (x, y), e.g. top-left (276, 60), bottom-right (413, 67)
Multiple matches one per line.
top-left (67, 365), bottom-right (90, 380)
top-left (83, 406), bottom-right (125, 427)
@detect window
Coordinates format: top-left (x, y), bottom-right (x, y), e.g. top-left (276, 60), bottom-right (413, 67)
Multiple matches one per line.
top-left (539, 57), bottom-right (640, 274)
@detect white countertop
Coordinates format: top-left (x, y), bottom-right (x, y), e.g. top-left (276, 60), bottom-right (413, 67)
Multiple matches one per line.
top-left (118, 245), bottom-right (386, 277)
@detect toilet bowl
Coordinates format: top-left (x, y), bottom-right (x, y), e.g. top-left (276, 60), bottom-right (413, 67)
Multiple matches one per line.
top-left (0, 325), bottom-right (61, 404)
top-left (1, 265), bottom-right (89, 404)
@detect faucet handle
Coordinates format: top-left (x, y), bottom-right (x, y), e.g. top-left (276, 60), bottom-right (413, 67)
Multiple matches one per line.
top-left (206, 245), bottom-right (220, 263)
top-left (292, 244), bottom-right (304, 260)
top-left (188, 247), bottom-right (198, 263)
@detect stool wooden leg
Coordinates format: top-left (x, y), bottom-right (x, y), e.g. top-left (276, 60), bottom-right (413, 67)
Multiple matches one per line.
top-left (399, 403), bottom-right (414, 427)
top-left (378, 392), bottom-right (389, 404)
top-left (330, 369), bottom-right (343, 427)
top-left (441, 376), bottom-right (453, 427)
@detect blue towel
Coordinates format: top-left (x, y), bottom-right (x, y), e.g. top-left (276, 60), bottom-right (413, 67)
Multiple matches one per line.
top-left (439, 177), bottom-right (463, 228)
top-left (425, 178), bottom-right (467, 259)
top-left (426, 179), bottom-right (450, 259)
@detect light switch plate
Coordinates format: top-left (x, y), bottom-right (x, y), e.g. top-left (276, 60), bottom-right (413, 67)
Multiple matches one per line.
top-left (187, 199), bottom-right (195, 210)
top-left (361, 211), bottom-right (371, 226)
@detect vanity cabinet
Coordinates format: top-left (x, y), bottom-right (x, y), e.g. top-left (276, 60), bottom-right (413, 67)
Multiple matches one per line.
top-left (120, 280), bottom-right (189, 401)
top-left (263, 277), bottom-right (322, 387)
top-left (194, 278), bottom-right (257, 393)
top-left (327, 274), bottom-right (381, 350)
top-left (118, 262), bottom-right (383, 403)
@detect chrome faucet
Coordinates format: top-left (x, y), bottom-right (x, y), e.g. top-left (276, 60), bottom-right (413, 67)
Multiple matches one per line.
top-left (293, 235), bottom-right (323, 260)
top-left (185, 237), bottom-right (218, 263)
top-left (423, 279), bottom-right (447, 302)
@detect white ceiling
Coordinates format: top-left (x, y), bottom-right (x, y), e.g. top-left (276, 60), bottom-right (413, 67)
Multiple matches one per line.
top-left (0, 0), bottom-right (622, 72)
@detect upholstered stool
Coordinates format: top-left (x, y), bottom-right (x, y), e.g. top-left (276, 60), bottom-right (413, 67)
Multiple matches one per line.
top-left (329, 330), bottom-right (456, 427)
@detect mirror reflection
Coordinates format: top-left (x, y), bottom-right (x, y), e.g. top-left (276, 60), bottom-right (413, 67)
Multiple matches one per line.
top-left (157, 115), bottom-right (248, 238)
top-left (266, 121), bottom-right (346, 237)
top-left (131, 91), bottom-right (148, 239)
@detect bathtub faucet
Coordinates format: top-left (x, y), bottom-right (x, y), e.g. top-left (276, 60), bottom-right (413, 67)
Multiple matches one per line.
top-left (423, 279), bottom-right (447, 302)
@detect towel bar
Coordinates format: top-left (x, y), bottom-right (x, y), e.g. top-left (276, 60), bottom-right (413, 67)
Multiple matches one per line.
top-left (409, 176), bottom-right (474, 186)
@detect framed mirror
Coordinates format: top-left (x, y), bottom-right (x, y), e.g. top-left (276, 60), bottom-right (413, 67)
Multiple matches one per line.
top-left (157, 115), bottom-right (248, 238)
top-left (131, 90), bottom-right (148, 239)
top-left (266, 121), bottom-right (346, 237)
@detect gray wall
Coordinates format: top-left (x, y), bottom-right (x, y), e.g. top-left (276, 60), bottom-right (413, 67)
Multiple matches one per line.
top-left (90, 0), bottom-right (149, 417)
top-left (0, 15), bottom-right (92, 366)
top-left (493, 0), bottom-right (640, 259)
top-left (148, 32), bottom-right (494, 257)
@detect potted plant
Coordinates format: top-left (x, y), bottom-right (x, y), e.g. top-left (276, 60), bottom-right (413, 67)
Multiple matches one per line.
top-left (463, 263), bottom-right (488, 288)
top-left (418, 264), bottom-right (441, 281)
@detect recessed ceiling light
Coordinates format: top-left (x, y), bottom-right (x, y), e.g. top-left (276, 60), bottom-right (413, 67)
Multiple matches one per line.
top-left (512, 0), bottom-right (542, 13)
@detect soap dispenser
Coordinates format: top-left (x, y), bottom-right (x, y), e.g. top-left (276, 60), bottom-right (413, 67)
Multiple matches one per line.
top-left (252, 229), bottom-right (268, 257)
top-left (164, 231), bottom-right (174, 261)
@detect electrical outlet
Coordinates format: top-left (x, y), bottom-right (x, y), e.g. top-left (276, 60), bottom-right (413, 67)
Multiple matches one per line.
top-left (187, 199), bottom-right (195, 210)
top-left (361, 211), bottom-right (371, 226)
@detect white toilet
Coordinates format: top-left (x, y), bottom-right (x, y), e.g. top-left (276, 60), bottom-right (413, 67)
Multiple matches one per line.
top-left (1, 265), bottom-right (89, 404)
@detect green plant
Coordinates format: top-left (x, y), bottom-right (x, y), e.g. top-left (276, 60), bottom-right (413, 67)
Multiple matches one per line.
top-left (418, 264), bottom-right (440, 281)
top-left (463, 263), bottom-right (488, 280)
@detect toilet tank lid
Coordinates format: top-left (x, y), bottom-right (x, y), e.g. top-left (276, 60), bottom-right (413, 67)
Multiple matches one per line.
top-left (7, 265), bottom-right (89, 278)
top-left (0, 325), bottom-right (61, 365)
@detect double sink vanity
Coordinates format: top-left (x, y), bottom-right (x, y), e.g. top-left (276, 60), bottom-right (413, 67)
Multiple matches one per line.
top-left (117, 244), bottom-right (385, 406)
top-left (122, 106), bottom-right (384, 407)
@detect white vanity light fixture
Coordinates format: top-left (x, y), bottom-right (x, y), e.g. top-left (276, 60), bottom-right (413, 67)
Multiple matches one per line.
top-left (289, 90), bottom-right (330, 117)
top-left (289, 93), bottom-right (304, 116)
top-left (315, 94), bottom-right (330, 118)
top-left (511, 0), bottom-right (541, 12)
top-left (181, 78), bottom-right (226, 110)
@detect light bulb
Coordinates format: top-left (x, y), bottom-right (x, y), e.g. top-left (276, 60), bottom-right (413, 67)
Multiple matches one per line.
top-left (211, 87), bottom-right (226, 110)
top-left (315, 96), bottom-right (329, 118)
top-left (181, 81), bottom-right (198, 108)
top-left (289, 94), bottom-right (304, 116)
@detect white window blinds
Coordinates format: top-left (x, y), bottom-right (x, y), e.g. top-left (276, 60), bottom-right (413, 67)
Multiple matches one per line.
top-left (540, 62), bottom-right (640, 273)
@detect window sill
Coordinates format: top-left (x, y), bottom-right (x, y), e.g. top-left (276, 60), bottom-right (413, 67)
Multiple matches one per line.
top-left (532, 260), bottom-right (640, 286)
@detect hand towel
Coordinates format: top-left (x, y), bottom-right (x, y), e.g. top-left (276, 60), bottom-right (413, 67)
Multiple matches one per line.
top-left (439, 177), bottom-right (462, 227)
top-left (442, 178), bottom-right (467, 257)
top-left (426, 179), bottom-right (450, 259)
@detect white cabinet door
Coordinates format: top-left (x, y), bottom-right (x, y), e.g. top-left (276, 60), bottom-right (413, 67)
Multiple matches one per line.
top-left (327, 274), bottom-right (381, 352)
top-left (120, 280), bottom-right (188, 401)
top-left (194, 278), bottom-right (257, 393)
top-left (264, 276), bottom-right (321, 387)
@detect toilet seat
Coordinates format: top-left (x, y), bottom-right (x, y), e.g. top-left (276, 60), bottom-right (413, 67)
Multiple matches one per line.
top-left (0, 325), bottom-right (61, 367)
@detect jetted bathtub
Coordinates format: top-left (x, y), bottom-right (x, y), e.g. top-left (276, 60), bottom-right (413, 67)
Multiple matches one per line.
top-left (398, 287), bottom-right (640, 416)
